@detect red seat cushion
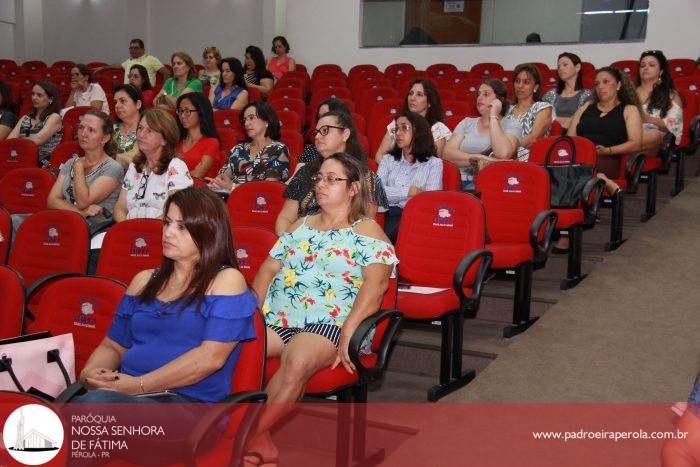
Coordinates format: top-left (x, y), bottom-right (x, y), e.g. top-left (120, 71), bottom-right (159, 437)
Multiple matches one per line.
top-left (486, 242), bottom-right (533, 268)
top-left (642, 156), bottom-right (663, 172)
top-left (553, 208), bottom-right (584, 229)
top-left (397, 287), bottom-right (460, 319)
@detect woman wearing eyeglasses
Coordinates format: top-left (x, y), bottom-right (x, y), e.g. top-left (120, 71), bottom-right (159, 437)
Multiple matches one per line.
top-left (63, 64), bottom-right (109, 114)
top-left (249, 153), bottom-right (397, 465)
top-left (47, 110), bottom-right (124, 234)
top-left (275, 109), bottom-right (388, 236)
top-left (208, 57), bottom-right (249, 111)
top-left (114, 109), bottom-right (192, 222)
top-left (174, 92), bottom-right (220, 179)
top-left (206, 101), bottom-right (289, 192)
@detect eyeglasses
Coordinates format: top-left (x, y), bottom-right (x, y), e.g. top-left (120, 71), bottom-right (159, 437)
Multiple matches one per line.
top-left (128, 46), bottom-right (141, 50)
top-left (176, 108), bottom-right (196, 117)
top-left (390, 124), bottom-right (412, 135)
top-left (239, 114), bottom-right (259, 124)
top-left (136, 172), bottom-right (150, 200)
top-left (311, 125), bottom-right (346, 137)
top-left (70, 73), bottom-right (80, 77)
top-left (311, 174), bottom-right (349, 185)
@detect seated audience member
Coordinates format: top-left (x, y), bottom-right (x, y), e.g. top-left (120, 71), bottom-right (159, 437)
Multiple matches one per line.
top-left (296, 97), bottom-right (352, 175)
top-left (505, 63), bottom-right (553, 161)
top-left (96, 38), bottom-right (169, 86)
top-left (128, 64), bottom-right (155, 108)
top-left (244, 45), bottom-right (274, 96)
top-left (209, 57), bottom-right (249, 111)
top-left (114, 109), bottom-right (192, 222)
top-left (46, 110), bottom-right (124, 234)
top-left (199, 46), bottom-right (221, 87)
top-left (267, 36), bottom-right (296, 80)
top-left (443, 79), bottom-right (522, 190)
top-left (635, 50), bottom-right (683, 153)
top-left (375, 78), bottom-right (451, 162)
top-left (154, 52), bottom-right (202, 110)
top-left (568, 66), bottom-right (642, 195)
top-left (8, 81), bottom-right (63, 167)
top-left (113, 84), bottom-right (144, 168)
top-left (63, 64), bottom-right (109, 114)
top-left (175, 92), bottom-right (220, 179)
top-left (76, 187), bottom-right (257, 407)
top-left (275, 110), bottom-right (389, 236)
top-left (0, 80), bottom-right (18, 141)
top-left (249, 152), bottom-right (396, 464)
top-left (378, 111), bottom-right (443, 242)
top-left (541, 52), bottom-right (593, 131)
top-left (207, 101), bottom-right (288, 192)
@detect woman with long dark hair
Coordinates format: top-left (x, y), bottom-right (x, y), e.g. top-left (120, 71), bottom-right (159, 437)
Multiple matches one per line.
top-left (209, 57), bottom-right (249, 111)
top-left (541, 52), bottom-right (593, 130)
top-left (267, 36), bottom-right (296, 80)
top-left (175, 92), bottom-right (220, 178)
top-left (128, 64), bottom-right (155, 108)
top-left (244, 45), bottom-right (274, 96)
top-left (0, 79), bottom-right (17, 141)
top-left (113, 83), bottom-right (144, 168)
top-left (77, 187), bottom-right (257, 406)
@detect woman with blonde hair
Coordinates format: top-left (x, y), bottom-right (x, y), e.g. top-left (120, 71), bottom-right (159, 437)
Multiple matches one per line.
top-left (199, 46), bottom-right (222, 87)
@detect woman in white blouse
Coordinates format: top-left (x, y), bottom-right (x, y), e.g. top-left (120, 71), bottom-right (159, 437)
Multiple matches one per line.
top-left (377, 111), bottom-right (443, 242)
top-left (374, 78), bottom-right (451, 162)
top-left (63, 64), bottom-right (109, 114)
top-left (113, 109), bottom-right (192, 222)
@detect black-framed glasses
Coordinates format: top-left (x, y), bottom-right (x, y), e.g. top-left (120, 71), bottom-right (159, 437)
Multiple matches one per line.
top-left (239, 114), bottom-right (259, 124)
top-left (136, 173), bottom-right (150, 200)
top-left (311, 125), bottom-right (346, 137)
top-left (390, 124), bottom-right (412, 135)
top-left (176, 108), bottom-right (196, 117)
top-left (311, 174), bottom-right (349, 185)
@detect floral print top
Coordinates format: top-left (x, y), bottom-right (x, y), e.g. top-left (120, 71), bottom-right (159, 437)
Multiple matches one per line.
top-left (220, 141), bottom-right (290, 183)
top-left (642, 100), bottom-right (683, 145)
top-left (121, 158), bottom-right (192, 219)
top-left (262, 217), bottom-right (398, 328)
top-left (114, 123), bottom-right (137, 155)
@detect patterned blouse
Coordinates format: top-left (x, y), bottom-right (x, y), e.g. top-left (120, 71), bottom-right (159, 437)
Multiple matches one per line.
top-left (114, 123), bottom-right (137, 155)
top-left (287, 146), bottom-right (389, 215)
top-left (642, 100), bottom-right (683, 145)
top-left (220, 141), bottom-right (290, 183)
top-left (505, 101), bottom-right (553, 161)
top-left (262, 216), bottom-right (398, 328)
top-left (121, 158), bottom-right (193, 219)
top-left (18, 114), bottom-right (63, 165)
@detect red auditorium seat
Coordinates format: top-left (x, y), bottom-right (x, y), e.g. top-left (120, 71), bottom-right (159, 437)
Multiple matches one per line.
top-left (273, 77), bottom-right (305, 92)
top-left (541, 69), bottom-right (559, 91)
top-left (218, 127), bottom-right (240, 154)
top-left (0, 59), bottom-right (17, 71)
top-left (49, 140), bottom-right (84, 169)
top-left (348, 64), bottom-right (380, 80)
top-left (0, 139), bottom-right (38, 179)
top-left (676, 76), bottom-right (700, 96)
top-left (51, 60), bottom-right (75, 74)
top-left (384, 63), bottom-right (416, 82)
top-left (268, 97), bottom-right (306, 121)
top-left (367, 98), bottom-right (403, 156)
top-left (279, 128), bottom-right (303, 174)
top-left (638, 132), bottom-right (675, 222)
top-left (348, 70), bottom-right (386, 96)
top-left (214, 109), bottom-right (242, 134)
top-left (50, 74), bottom-right (72, 96)
top-left (95, 219), bottom-right (164, 285)
top-left (311, 64), bottom-right (344, 82)
top-left (309, 87), bottom-right (353, 112)
top-left (17, 72), bottom-right (42, 98)
top-left (470, 62), bottom-right (503, 78)
top-left (441, 100), bottom-right (469, 121)
top-left (530, 62), bottom-right (550, 77)
top-left (611, 60), bottom-right (638, 80)
top-left (395, 191), bottom-right (491, 400)
top-left (0, 206), bottom-right (11, 264)
top-left (2, 64), bottom-right (22, 78)
top-left (247, 86), bottom-right (262, 103)
top-left (21, 60), bottom-right (47, 73)
top-left (31, 275), bottom-right (126, 374)
top-left (529, 136), bottom-right (605, 289)
top-left (475, 161), bottom-right (557, 338)
top-left (268, 87), bottom-right (304, 102)
top-left (356, 86), bottom-right (399, 120)
top-left (0, 265), bottom-right (24, 338)
top-left (226, 180), bottom-right (286, 231)
top-left (86, 61), bottom-right (108, 69)
top-left (668, 59), bottom-right (697, 78)
top-left (311, 76), bottom-right (348, 93)
top-left (452, 78), bottom-right (483, 95)
top-left (550, 120), bottom-right (564, 136)
top-left (580, 61), bottom-right (596, 78)
top-left (427, 63), bottom-right (458, 79)
top-left (94, 69), bottom-right (123, 93)
top-left (276, 109), bottom-right (303, 132)
top-left (231, 226), bottom-right (278, 285)
top-left (40, 66), bottom-right (60, 80)
top-left (0, 168), bottom-right (55, 214)
top-left (355, 77), bottom-right (394, 97)
top-left (442, 160), bottom-right (461, 191)
top-left (61, 106), bottom-right (93, 142)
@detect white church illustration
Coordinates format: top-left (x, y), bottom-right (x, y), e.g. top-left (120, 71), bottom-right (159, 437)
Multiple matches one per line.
top-left (11, 409), bottom-right (57, 451)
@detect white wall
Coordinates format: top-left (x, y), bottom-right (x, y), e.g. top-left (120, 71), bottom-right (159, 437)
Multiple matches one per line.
top-left (0, 1), bottom-right (15, 60)
top-left (286, 0), bottom-right (700, 71)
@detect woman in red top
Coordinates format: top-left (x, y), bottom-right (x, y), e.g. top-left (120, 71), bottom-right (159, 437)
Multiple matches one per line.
top-left (175, 92), bottom-right (220, 178)
top-left (266, 36), bottom-right (296, 80)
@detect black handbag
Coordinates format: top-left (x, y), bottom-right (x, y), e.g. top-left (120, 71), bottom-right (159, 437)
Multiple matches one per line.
top-left (544, 136), bottom-right (594, 209)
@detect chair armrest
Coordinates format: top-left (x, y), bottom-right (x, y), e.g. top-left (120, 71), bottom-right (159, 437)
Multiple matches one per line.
top-left (581, 177), bottom-right (606, 226)
top-left (530, 210), bottom-right (558, 264)
top-left (685, 115), bottom-right (700, 155)
top-left (348, 309), bottom-right (403, 379)
top-left (624, 153), bottom-right (646, 194)
top-left (25, 272), bottom-right (85, 321)
top-left (452, 248), bottom-right (492, 315)
top-left (54, 381), bottom-right (88, 404)
top-left (658, 132), bottom-right (676, 173)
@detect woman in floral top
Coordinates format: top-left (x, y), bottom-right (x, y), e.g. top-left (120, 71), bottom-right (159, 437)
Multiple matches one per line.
top-left (113, 84), bottom-right (143, 169)
top-left (114, 109), bottom-right (192, 222)
top-left (249, 152), bottom-right (397, 464)
top-left (206, 101), bottom-right (289, 191)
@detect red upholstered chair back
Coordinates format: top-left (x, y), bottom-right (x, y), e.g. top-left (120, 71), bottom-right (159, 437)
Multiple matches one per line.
top-left (427, 63), bottom-right (458, 79)
top-left (0, 206), bottom-right (11, 264)
top-left (348, 64), bottom-right (380, 82)
top-left (62, 106), bottom-right (93, 141)
top-left (311, 77), bottom-right (348, 93)
top-left (280, 129), bottom-right (303, 174)
top-left (269, 97), bottom-right (306, 120)
top-left (96, 219), bottom-right (164, 285)
top-left (0, 265), bottom-right (25, 338)
top-left (470, 62), bottom-right (504, 78)
top-left (668, 59), bottom-right (697, 78)
top-left (227, 181), bottom-right (286, 231)
top-left (310, 87), bottom-right (352, 112)
top-left (0, 139), bottom-right (38, 179)
top-left (528, 135), bottom-right (597, 167)
top-left (214, 109), bottom-right (242, 131)
top-left (442, 160), bottom-right (461, 191)
top-left (312, 64), bottom-right (345, 81)
top-left (32, 276), bottom-right (126, 375)
top-left (367, 98), bottom-right (403, 155)
top-left (230, 308), bottom-right (266, 394)
top-left (50, 140), bottom-right (84, 168)
top-left (276, 109), bottom-right (303, 132)
top-left (385, 63), bottom-right (415, 80)
top-left (356, 87), bottom-right (398, 118)
top-left (9, 210), bottom-right (89, 286)
top-left (0, 168), bottom-right (55, 214)
top-left (268, 87), bottom-right (304, 102)
top-left (52, 60), bottom-right (75, 73)
top-left (611, 60), bottom-right (639, 80)
top-left (475, 161), bottom-right (550, 244)
top-left (217, 128), bottom-right (240, 154)
top-left (396, 191), bottom-right (485, 287)
top-left (231, 226), bottom-right (278, 286)
top-left (442, 100), bottom-right (469, 121)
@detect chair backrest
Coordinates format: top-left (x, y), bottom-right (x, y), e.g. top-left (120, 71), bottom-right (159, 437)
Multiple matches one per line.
top-left (442, 100), bottom-right (470, 121)
top-left (274, 78), bottom-right (305, 92)
top-left (396, 191), bottom-right (485, 287)
top-left (268, 87), bottom-right (304, 102)
top-left (0, 59), bottom-right (17, 71)
top-left (227, 181), bottom-right (287, 231)
top-left (668, 59), bottom-right (697, 78)
top-left (348, 64), bottom-right (380, 81)
top-left (676, 76), bottom-right (700, 96)
top-left (214, 109), bottom-right (242, 131)
top-left (50, 140), bottom-right (84, 169)
top-left (442, 160), bottom-right (461, 191)
top-left (550, 120), bottom-right (564, 136)
top-left (470, 62), bottom-right (504, 77)
top-left (96, 219), bottom-right (164, 285)
top-left (427, 63), bottom-right (458, 79)
top-left (62, 106), bottom-right (93, 141)
top-left (218, 127), bottom-right (240, 153)
top-left (312, 64), bottom-right (344, 79)
top-left (276, 109), bottom-right (303, 132)
top-left (0, 139), bottom-right (38, 179)
top-left (475, 161), bottom-right (550, 244)
top-left (51, 60), bottom-right (75, 73)
top-left (611, 60), bottom-right (638, 80)
top-left (311, 77), bottom-right (348, 93)
top-left (367, 98), bottom-right (403, 154)
top-left (0, 168), bottom-right (55, 214)
top-left (279, 129), bottom-right (303, 174)
top-left (21, 60), bottom-right (46, 73)
top-left (0, 265), bottom-right (25, 338)
top-left (528, 135), bottom-right (597, 167)
top-left (0, 206), bottom-right (11, 264)
top-left (32, 275), bottom-right (126, 374)
top-left (231, 226), bottom-right (278, 285)
top-left (9, 209), bottom-right (89, 286)
top-left (384, 63), bottom-right (416, 82)
top-left (269, 97), bottom-right (306, 120)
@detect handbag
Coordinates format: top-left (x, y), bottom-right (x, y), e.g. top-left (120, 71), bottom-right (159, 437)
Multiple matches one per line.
top-left (544, 136), bottom-right (594, 209)
top-left (0, 332), bottom-right (75, 399)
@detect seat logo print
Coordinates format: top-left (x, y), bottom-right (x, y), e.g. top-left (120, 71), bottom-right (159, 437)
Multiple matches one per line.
top-left (7, 149), bottom-right (18, 162)
top-left (22, 180), bottom-right (35, 197)
top-left (433, 206), bottom-right (454, 227)
top-left (236, 246), bottom-right (251, 269)
top-left (252, 195), bottom-right (269, 213)
top-left (43, 226), bottom-right (60, 246)
top-left (74, 298), bottom-right (97, 329)
top-left (129, 236), bottom-right (149, 257)
top-left (503, 175), bottom-right (522, 193)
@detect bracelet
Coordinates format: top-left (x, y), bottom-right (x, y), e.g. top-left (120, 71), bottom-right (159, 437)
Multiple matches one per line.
top-left (139, 377), bottom-right (145, 394)
top-left (608, 147), bottom-right (613, 155)
top-left (489, 115), bottom-right (500, 120)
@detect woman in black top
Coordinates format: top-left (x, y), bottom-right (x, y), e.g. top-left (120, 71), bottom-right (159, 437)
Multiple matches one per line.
top-left (0, 80), bottom-right (18, 141)
top-left (243, 45), bottom-right (274, 96)
top-left (569, 66), bottom-right (642, 195)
